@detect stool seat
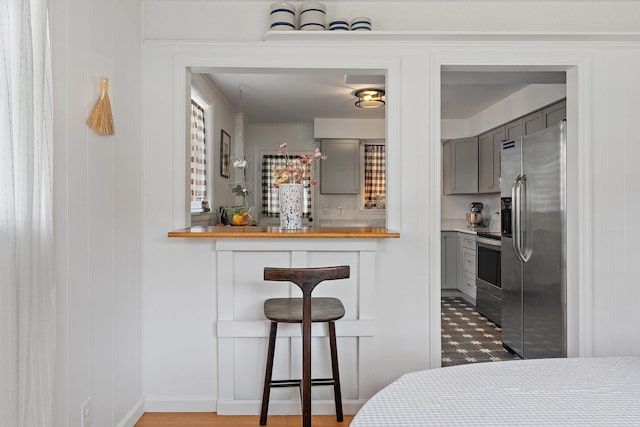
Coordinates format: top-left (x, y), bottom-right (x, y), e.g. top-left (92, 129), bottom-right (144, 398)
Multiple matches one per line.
top-left (264, 297), bottom-right (345, 323)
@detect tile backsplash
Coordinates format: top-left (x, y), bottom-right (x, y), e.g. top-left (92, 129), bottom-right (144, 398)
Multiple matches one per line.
top-left (441, 193), bottom-right (501, 231)
top-left (317, 193), bottom-right (385, 226)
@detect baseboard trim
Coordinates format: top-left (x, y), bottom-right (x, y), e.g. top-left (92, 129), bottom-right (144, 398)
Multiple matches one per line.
top-left (144, 396), bottom-right (217, 412)
top-left (216, 399), bottom-right (365, 415)
top-left (116, 400), bottom-right (145, 427)
top-left (140, 397), bottom-right (364, 415)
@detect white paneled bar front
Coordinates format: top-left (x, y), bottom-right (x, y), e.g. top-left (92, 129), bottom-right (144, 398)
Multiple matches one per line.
top-left (215, 238), bottom-right (379, 415)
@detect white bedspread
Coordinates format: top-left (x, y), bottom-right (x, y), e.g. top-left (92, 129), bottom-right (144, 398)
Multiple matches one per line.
top-left (352, 357), bottom-right (640, 426)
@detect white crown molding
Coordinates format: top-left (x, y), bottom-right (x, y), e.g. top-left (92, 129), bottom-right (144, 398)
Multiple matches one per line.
top-left (265, 30), bottom-right (640, 43)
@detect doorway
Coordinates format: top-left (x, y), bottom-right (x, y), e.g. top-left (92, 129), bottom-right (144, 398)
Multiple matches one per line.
top-left (436, 64), bottom-right (580, 366)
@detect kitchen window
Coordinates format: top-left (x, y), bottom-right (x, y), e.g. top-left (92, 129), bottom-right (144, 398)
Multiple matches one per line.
top-left (190, 98), bottom-right (207, 212)
top-left (362, 142), bottom-right (386, 209)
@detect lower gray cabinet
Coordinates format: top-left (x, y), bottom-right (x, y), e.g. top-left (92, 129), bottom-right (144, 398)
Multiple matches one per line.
top-left (441, 232), bottom-right (458, 289)
top-left (457, 234), bottom-right (477, 300)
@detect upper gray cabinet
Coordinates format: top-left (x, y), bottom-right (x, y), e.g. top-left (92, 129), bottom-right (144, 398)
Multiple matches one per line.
top-left (320, 139), bottom-right (360, 194)
top-left (505, 110), bottom-right (543, 140)
top-left (442, 98), bottom-right (566, 196)
top-left (443, 136), bottom-right (478, 195)
top-left (478, 126), bottom-right (505, 194)
top-left (543, 99), bottom-right (566, 128)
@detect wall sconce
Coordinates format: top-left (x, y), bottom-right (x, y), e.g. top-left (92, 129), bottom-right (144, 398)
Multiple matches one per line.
top-left (354, 89), bottom-right (385, 109)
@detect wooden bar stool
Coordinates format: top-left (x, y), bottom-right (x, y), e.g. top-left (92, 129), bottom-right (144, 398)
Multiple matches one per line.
top-left (260, 266), bottom-right (350, 427)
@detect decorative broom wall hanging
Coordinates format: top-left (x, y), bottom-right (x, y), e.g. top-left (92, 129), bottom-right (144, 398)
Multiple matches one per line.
top-left (86, 77), bottom-right (115, 135)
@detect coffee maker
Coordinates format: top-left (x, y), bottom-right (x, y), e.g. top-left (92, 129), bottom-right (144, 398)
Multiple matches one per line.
top-left (466, 202), bottom-right (484, 228)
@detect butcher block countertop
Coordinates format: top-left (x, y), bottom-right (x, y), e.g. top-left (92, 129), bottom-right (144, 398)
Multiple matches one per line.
top-left (168, 226), bottom-right (400, 239)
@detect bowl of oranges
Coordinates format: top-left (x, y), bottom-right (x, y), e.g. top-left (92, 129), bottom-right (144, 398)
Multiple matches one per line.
top-left (219, 206), bottom-right (256, 226)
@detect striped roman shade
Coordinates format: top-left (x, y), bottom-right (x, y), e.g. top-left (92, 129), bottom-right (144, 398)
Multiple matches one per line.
top-left (363, 144), bottom-right (386, 208)
top-left (190, 100), bottom-right (206, 201)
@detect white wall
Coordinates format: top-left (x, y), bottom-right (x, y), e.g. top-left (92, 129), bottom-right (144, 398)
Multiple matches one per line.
top-left (591, 50), bottom-right (640, 356)
top-left (52, 0), bottom-right (143, 425)
top-left (51, 0), bottom-right (640, 424)
top-left (314, 118), bottom-right (385, 139)
top-left (441, 119), bottom-right (469, 140)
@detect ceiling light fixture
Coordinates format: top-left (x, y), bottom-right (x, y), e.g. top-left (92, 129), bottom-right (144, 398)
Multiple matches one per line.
top-left (354, 89), bottom-right (385, 109)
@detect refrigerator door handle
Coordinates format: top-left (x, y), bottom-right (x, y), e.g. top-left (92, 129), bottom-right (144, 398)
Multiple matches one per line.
top-left (519, 175), bottom-right (531, 262)
top-left (512, 174), bottom-right (525, 262)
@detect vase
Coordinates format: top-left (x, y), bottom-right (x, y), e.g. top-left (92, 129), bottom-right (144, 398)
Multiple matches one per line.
top-left (278, 183), bottom-right (304, 230)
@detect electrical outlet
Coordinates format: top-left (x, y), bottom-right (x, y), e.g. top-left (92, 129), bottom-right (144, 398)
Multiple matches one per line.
top-left (81, 397), bottom-right (93, 427)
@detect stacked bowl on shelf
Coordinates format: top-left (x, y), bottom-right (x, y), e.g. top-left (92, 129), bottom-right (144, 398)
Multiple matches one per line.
top-left (299, 2), bottom-right (327, 31)
top-left (269, 2), bottom-right (373, 32)
top-left (328, 18), bottom-right (350, 31)
top-left (269, 2), bottom-right (297, 31)
top-left (350, 16), bottom-right (372, 31)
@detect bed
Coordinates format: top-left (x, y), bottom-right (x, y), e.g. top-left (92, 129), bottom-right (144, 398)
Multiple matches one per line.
top-left (351, 357), bottom-right (640, 426)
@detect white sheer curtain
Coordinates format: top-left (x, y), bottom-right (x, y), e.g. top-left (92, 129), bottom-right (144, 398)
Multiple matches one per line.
top-left (0, 0), bottom-right (55, 425)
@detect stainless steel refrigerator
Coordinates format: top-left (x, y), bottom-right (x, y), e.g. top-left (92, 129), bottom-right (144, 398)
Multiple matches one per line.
top-left (500, 121), bottom-right (567, 359)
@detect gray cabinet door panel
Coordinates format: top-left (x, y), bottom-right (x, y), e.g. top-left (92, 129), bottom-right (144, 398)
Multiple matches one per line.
top-left (522, 110), bottom-right (543, 135)
top-left (505, 119), bottom-right (523, 140)
top-left (506, 110), bottom-right (543, 141)
top-left (441, 232), bottom-right (458, 289)
top-left (543, 100), bottom-right (566, 128)
top-left (443, 137), bottom-right (478, 194)
top-left (478, 126), bottom-right (504, 193)
top-left (320, 139), bottom-right (360, 194)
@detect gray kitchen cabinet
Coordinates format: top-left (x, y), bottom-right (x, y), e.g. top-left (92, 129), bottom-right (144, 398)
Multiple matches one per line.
top-left (442, 98), bottom-right (565, 196)
top-left (457, 233), bottom-right (477, 301)
top-left (505, 118), bottom-right (523, 141)
top-left (442, 136), bottom-right (478, 195)
top-left (441, 232), bottom-right (458, 289)
top-left (523, 110), bottom-right (544, 135)
top-left (543, 99), bottom-right (566, 128)
top-left (320, 139), bottom-right (359, 194)
top-left (505, 110), bottom-right (543, 140)
top-left (478, 126), bottom-right (505, 194)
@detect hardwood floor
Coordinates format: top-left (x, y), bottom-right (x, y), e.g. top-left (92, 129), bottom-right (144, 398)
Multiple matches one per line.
top-left (135, 413), bottom-right (354, 426)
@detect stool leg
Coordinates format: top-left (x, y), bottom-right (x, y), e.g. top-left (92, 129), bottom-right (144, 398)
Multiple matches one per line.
top-left (302, 297), bottom-right (312, 427)
top-left (328, 321), bottom-right (343, 422)
top-left (260, 322), bottom-right (278, 426)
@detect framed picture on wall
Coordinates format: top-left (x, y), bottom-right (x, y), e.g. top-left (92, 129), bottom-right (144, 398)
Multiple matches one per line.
top-left (220, 130), bottom-right (230, 178)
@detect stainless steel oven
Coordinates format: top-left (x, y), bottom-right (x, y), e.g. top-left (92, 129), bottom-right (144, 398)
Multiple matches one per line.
top-left (476, 234), bottom-right (502, 326)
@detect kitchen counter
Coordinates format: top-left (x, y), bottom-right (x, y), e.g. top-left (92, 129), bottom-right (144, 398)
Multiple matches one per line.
top-left (441, 219), bottom-right (490, 235)
top-left (168, 225), bottom-right (400, 239)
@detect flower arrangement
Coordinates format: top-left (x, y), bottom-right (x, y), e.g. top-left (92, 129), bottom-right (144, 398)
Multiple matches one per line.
top-left (273, 142), bottom-right (326, 187)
